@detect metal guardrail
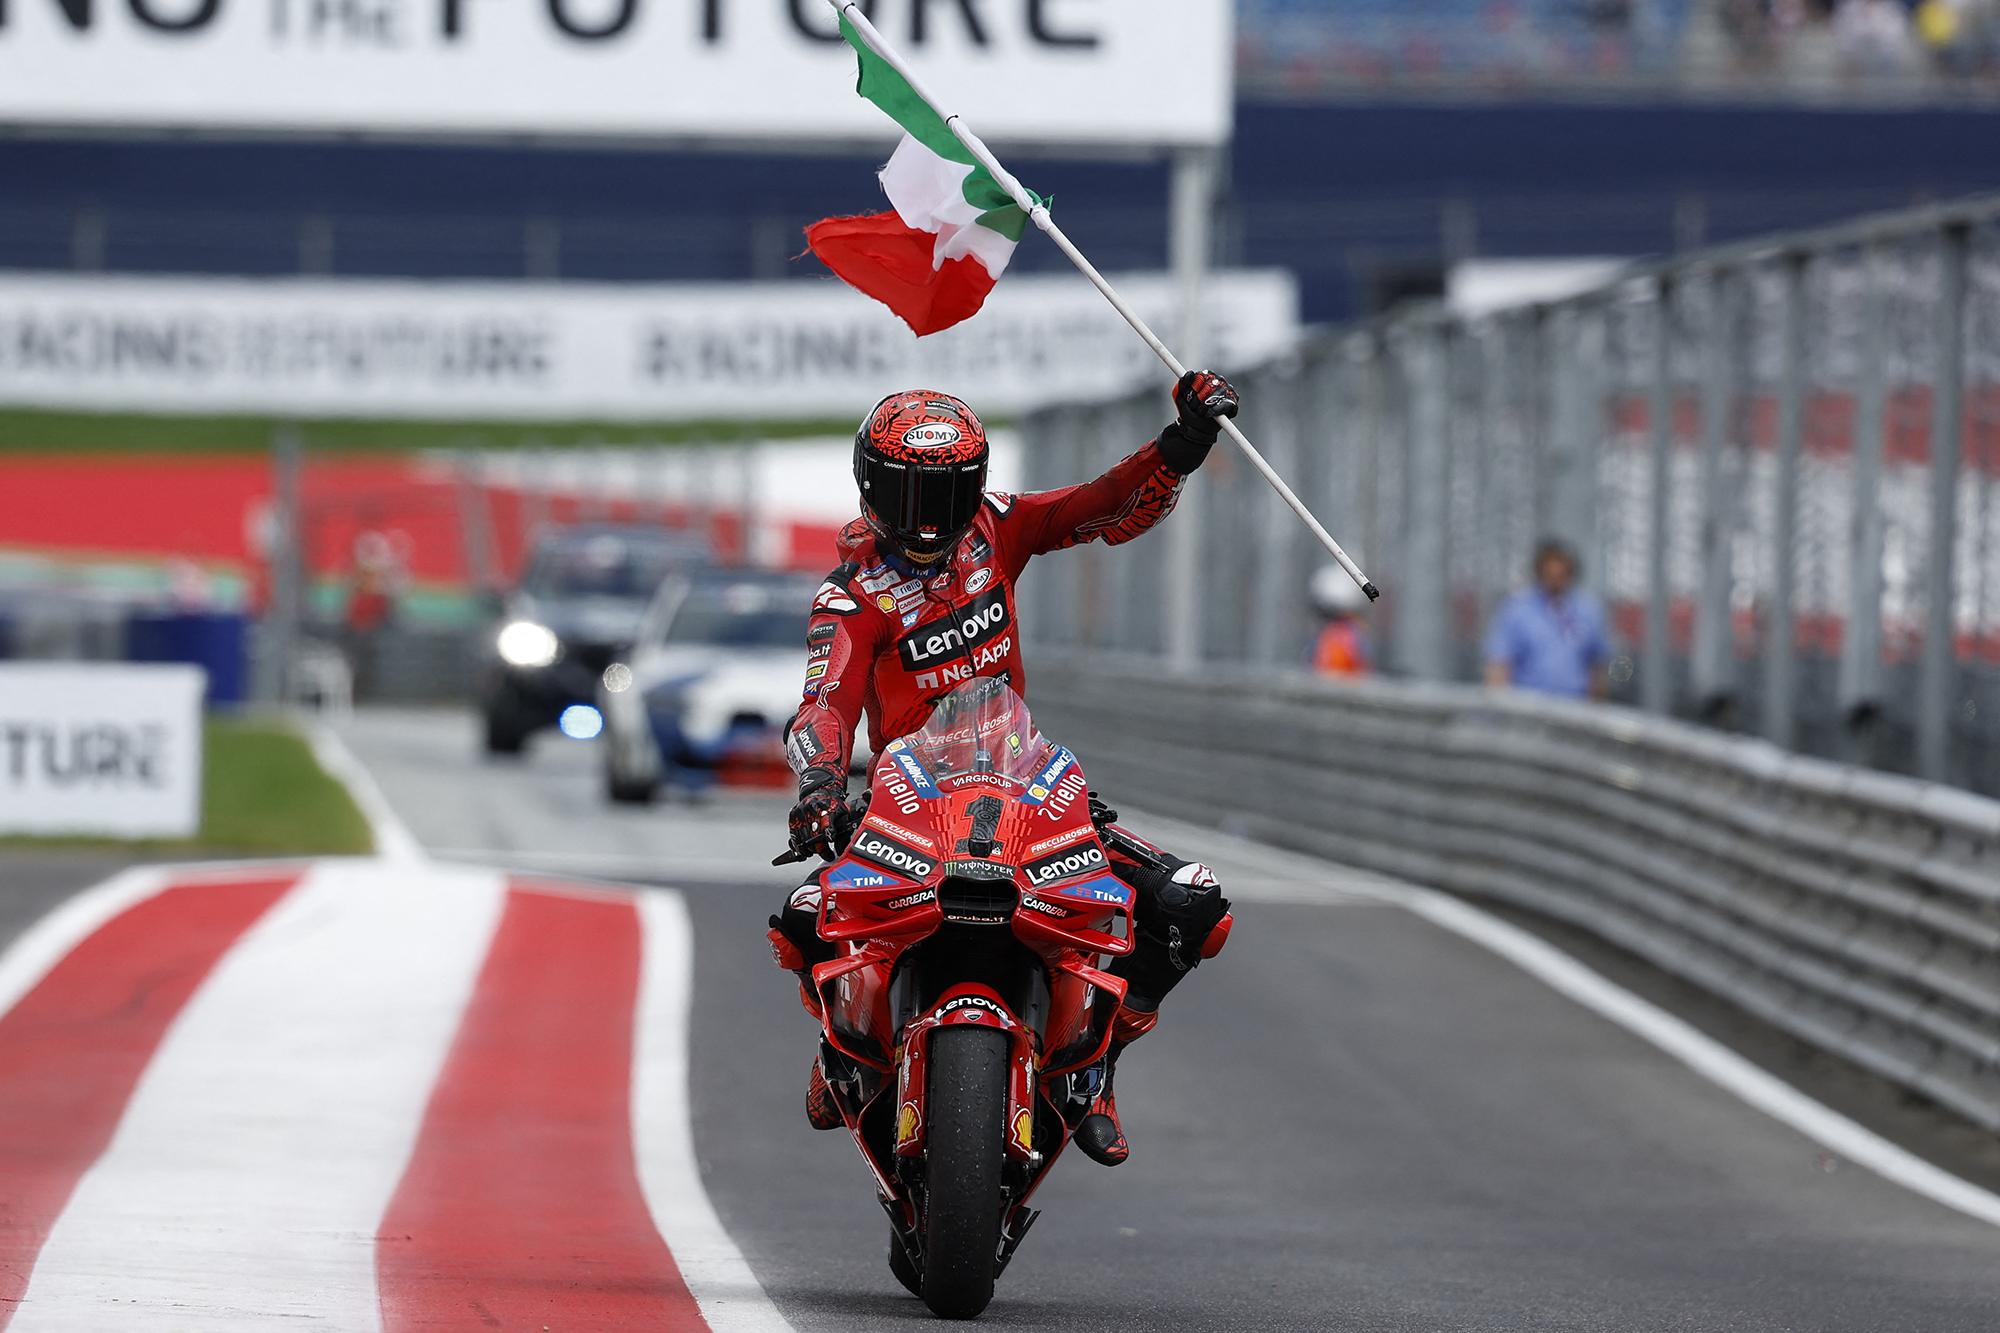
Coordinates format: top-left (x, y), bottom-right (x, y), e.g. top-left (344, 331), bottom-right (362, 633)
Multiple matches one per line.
top-left (1021, 191), bottom-right (2000, 799)
top-left (1028, 655), bottom-right (2000, 1132)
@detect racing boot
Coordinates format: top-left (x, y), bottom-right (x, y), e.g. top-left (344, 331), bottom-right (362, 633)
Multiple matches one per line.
top-left (766, 918), bottom-right (824, 1019)
top-left (805, 1056), bottom-right (843, 1131)
top-left (1074, 1037), bottom-right (1137, 1166)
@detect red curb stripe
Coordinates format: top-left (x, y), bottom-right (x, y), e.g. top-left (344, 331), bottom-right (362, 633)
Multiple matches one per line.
top-left (0, 874), bottom-right (301, 1325)
top-left (378, 885), bottom-right (706, 1331)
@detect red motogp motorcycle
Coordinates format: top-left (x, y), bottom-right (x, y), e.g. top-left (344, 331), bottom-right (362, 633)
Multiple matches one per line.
top-left (778, 677), bottom-right (1210, 1319)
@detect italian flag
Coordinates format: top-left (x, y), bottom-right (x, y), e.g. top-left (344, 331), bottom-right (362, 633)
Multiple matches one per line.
top-left (806, 15), bottom-right (1036, 337)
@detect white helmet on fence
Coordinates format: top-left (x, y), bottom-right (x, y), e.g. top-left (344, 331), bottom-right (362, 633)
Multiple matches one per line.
top-left (1310, 563), bottom-right (1369, 616)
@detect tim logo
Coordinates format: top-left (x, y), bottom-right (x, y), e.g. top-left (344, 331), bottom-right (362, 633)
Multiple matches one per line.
top-left (896, 587), bottom-right (1010, 672)
top-left (901, 423), bottom-right (961, 450)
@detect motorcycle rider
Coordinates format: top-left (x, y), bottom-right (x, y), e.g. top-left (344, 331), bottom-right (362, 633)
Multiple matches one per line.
top-left (769, 373), bottom-right (1238, 1167)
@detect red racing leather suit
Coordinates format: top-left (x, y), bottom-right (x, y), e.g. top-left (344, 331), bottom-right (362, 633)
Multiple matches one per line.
top-left (784, 439), bottom-right (1192, 778)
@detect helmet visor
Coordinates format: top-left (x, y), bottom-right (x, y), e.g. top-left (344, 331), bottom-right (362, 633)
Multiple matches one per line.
top-left (862, 455), bottom-right (986, 549)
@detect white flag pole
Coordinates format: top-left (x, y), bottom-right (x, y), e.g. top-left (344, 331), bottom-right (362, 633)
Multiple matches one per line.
top-left (824, 0), bottom-right (1378, 601)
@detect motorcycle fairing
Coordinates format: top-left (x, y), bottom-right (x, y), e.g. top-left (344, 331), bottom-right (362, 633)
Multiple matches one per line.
top-left (893, 982), bottom-right (1037, 1163)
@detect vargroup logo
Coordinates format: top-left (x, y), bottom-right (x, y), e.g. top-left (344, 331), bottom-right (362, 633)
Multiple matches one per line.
top-left (901, 422), bottom-right (962, 450)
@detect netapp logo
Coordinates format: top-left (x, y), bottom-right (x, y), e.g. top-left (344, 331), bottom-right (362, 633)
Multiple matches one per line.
top-left (851, 831), bottom-right (936, 878)
top-left (896, 587), bottom-right (1010, 672)
top-left (1023, 841), bottom-right (1106, 886)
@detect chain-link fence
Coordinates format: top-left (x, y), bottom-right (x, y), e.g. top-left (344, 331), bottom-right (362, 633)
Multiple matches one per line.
top-left (1019, 194), bottom-right (2000, 799)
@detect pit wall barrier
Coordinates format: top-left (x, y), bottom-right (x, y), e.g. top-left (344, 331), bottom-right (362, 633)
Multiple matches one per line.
top-left (1028, 655), bottom-right (2000, 1132)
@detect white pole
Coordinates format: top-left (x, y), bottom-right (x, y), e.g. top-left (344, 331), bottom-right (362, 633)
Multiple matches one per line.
top-left (825, 0), bottom-right (1378, 602)
top-left (1165, 146), bottom-right (1213, 671)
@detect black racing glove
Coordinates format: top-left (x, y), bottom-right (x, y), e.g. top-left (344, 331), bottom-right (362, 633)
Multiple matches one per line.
top-left (788, 769), bottom-right (850, 863)
top-left (1156, 369), bottom-right (1239, 473)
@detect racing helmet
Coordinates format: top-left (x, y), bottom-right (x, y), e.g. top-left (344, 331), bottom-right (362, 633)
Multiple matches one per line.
top-left (853, 390), bottom-right (989, 565)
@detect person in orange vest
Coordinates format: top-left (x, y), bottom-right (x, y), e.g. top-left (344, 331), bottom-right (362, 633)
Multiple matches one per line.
top-left (1308, 563), bottom-right (1372, 675)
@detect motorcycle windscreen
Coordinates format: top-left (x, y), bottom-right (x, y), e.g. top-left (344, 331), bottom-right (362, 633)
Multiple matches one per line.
top-left (898, 676), bottom-right (1051, 783)
top-left (866, 457), bottom-right (986, 541)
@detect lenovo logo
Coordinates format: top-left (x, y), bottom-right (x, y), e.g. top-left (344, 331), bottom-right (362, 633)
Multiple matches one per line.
top-left (895, 587), bottom-right (1010, 672)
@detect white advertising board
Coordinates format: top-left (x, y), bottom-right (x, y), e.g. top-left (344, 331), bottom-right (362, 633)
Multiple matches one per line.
top-left (0, 269), bottom-right (1297, 420)
top-left (0, 0), bottom-right (1230, 146)
top-left (0, 663), bottom-right (206, 838)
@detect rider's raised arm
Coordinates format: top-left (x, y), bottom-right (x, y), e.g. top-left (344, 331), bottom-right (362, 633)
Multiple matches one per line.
top-left (784, 561), bottom-right (885, 788)
top-left (1000, 370), bottom-right (1239, 563)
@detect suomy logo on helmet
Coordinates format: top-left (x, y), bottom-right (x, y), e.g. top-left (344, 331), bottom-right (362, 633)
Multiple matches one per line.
top-left (900, 423), bottom-right (962, 450)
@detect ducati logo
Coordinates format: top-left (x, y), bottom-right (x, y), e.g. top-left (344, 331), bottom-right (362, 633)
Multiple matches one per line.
top-left (901, 422), bottom-right (961, 450)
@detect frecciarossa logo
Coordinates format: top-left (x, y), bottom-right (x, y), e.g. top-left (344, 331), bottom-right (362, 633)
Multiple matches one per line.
top-left (896, 586), bottom-right (1010, 672)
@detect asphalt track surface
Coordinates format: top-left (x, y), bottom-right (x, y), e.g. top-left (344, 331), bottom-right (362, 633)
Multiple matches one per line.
top-left (4, 707), bottom-right (2000, 1329)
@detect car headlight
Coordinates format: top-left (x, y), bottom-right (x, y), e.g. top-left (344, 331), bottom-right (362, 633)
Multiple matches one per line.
top-left (496, 620), bottom-right (560, 668)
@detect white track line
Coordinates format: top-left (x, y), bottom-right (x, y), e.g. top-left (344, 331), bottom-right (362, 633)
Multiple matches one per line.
top-left (1400, 889), bottom-right (2000, 1230)
top-left (1125, 808), bottom-right (2000, 1232)
top-left (11, 861), bottom-right (507, 1332)
top-left (634, 890), bottom-right (796, 1333)
top-left (304, 718), bottom-right (427, 865)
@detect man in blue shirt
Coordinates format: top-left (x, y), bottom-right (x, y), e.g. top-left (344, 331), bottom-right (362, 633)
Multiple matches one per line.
top-left (1483, 540), bottom-right (1609, 700)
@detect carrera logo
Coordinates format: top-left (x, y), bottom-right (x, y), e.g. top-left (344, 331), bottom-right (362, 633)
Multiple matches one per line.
top-left (1024, 841), bottom-right (1107, 886)
top-left (964, 568), bottom-right (992, 594)
top-left (901, 422), bottom-right (961, 450)
top-left (1020, 893), bottom-right (1075, 920)
top-left (886, 888), bottom-right (937, 911)
top-left (896, 586), bottom-right (1010, 672)
top-left (851, 831), bottom-right (936, 878)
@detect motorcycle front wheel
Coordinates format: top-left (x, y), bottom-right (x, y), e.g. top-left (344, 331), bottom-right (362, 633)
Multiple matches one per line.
top-left (920, 1025), bottom-right (1009, 1319)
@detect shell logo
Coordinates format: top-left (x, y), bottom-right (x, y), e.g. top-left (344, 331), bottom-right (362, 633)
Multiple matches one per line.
top-left (896, 1100), bottom-right (922, 1148)
top-left (877, 593), bottom-right (898, 612)
top-left (1010, 1106), bottom-right (1034, 1154)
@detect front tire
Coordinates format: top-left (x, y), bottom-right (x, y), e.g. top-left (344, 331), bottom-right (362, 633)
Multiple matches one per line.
top-left (920, 1025), bottom-right (1008, 1320)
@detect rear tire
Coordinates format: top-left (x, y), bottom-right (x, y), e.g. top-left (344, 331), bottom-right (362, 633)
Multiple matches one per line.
top-left (920, 1025), bottom-right (1008, 1320)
